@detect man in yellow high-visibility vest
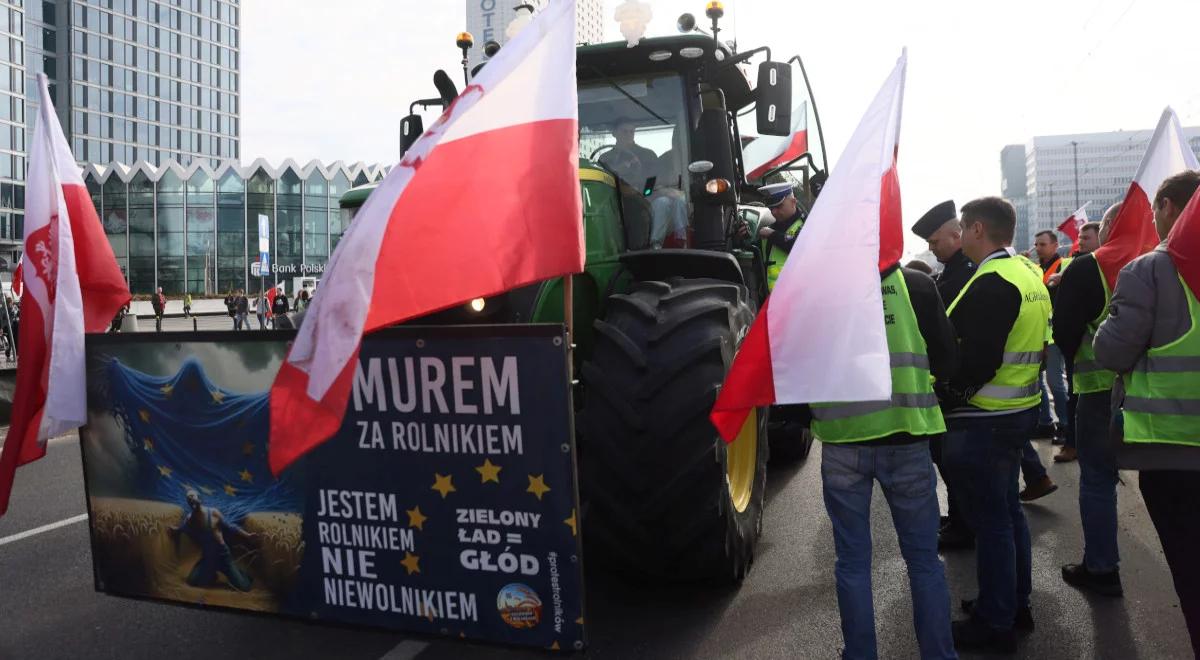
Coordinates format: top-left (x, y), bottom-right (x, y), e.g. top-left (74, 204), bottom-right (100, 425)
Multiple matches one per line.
top-left (1095, 170), bottom-right (1200, 653)
top-left (936, 197), bottom-right (1051, 654)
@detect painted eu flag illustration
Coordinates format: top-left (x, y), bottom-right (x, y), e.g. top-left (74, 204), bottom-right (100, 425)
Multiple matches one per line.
top-left (98, 357), bottom-right (302, 521)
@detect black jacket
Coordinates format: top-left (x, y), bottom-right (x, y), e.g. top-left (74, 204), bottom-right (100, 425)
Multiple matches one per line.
top-left (1051, 254), bottom-right (1107, 364)
top-left (937, 250), bottom-right (1024, 410)
top-left (935, 249), bottom-right (976, 306)
top-left (272, 295), bottom-right (290, 316)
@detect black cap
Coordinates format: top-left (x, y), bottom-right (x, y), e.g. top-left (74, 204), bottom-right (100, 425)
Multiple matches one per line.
top-left (911, 200), bottom-right (956, 239)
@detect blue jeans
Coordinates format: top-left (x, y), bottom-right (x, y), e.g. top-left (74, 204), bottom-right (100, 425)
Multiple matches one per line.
top-left (1077, 390), bottom-right (1119, 572)
top-left (942, 408), bottom-right (1037, 631)
top-left (1020, 438), bottom-right (1048, 485)
top-left (1038, 344), bottom-right (1070, 430)
top-left (821, 442), bottom-right (957, 660)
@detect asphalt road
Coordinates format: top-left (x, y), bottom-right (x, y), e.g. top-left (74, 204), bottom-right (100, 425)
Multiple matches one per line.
top-left (0, 434), bottom-right (1192, 660)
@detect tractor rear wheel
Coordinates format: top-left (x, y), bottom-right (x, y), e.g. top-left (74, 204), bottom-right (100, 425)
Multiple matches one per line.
top-left (580, 277), bottom-right (768, 583)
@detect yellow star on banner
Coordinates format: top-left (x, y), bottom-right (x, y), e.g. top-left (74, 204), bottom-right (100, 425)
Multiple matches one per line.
top-left (138, 409), bottom-right (151, 423)
top-left (475, 458), bottom-right (502, 484)
top-left (239, 469), bottom-right (253, 483)
top-left (160, 384), bottom-right (174, 397)
top-left (431, 473), bottom-right (456, 499)
top-left (406, 506), bottom-right (427, 531)
top-left (142, 438), bottom-right (154, 452)
top-left (400, 552), bottom-right (421, 575)
top-left (550, 642), bottom-right (561, 651)
top-left (564, 509), bottom-right (577, 537)
top-left (200, 486), bottom-right (214, 495)
top-left (157, 465), bottom-right (172, 478)
top-left (526, 474), bottom-right (551, 501)
top-left (210, 390), bottom-right (225, 403)
top-left (242, 442), bottom-right (254, 456)
top-left (223, 484), bottom-right (237, 496)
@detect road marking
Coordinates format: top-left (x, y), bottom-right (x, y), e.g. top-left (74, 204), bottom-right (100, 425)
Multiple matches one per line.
top-left (378, 640), bottom-right (430, 660)
top-left (0, 513), bottom-right (88, 547)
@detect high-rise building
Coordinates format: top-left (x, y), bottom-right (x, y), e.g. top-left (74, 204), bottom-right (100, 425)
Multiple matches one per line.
top-left (0, 0), bottom-right (242, 261)
top-left (60, 0), bottom-right (241, 168)
top-left (1000, 144), bottom-right (1030, 252)
top-left (464, 0), bottom-right (605, 68)
top-left (1011, 126), bottom-right (1200, 249)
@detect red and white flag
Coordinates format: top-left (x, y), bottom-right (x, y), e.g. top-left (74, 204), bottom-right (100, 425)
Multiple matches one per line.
top-left (0, 74), bottom-right (130, 515)
top-left (10, 261), bottom-right (22, 298)
top-left (1094, 107), bottom-right (1199, 290)
top-left (1057, 202), bottom-right (1090, 253)
top-left (743, 99), bottom-right (809, 180)
top-left (268, 0), bottom-right (583, 474)
top-left (1168, 179), bottom-right (1200, 300)
top-left (711, 52), bottom-right (907, 441)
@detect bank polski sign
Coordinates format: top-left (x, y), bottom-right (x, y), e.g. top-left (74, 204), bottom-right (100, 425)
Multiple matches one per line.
top-left (258, 214), bottom-right (270, 272)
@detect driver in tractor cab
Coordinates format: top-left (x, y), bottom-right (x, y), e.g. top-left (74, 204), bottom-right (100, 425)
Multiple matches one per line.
top-left (758, 181), bottom-right (808, 290)
top-left (598, 117), bottom-right (658, 193)
top-left (649, 123), bottom-right (689, 249)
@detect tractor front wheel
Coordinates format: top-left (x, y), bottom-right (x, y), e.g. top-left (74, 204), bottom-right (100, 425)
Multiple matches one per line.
top-left (580, 277), bottom-right (768, 583)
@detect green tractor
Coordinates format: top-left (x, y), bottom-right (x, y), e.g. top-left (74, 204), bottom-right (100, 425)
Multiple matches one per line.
top-left (338, 18), bottom-right (826, 582)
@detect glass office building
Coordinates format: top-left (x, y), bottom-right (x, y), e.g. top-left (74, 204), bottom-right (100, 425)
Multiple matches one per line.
top-left (85, 158), bottom-right (387, 296)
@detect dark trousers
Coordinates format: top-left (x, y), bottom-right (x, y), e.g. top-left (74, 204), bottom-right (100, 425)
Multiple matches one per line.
top-left (154, 313), bottom-right (163, 332)
top-left (930, 435), bottom-right (970, 533)
top-left (1141, 469), bottom-right (1200, 656)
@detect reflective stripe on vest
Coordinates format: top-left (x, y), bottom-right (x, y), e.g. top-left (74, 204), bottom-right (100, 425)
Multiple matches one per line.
top-left (811, 270), bottom-right (947, 443)
top-left (1072, 260), bottom-right (1117, 393)
top-left (1123, 274), bottom-right (1200, 447)
top-left (947, 256), bottom-right (1051, 412)
top-left (764, 218), bottom-right (804, 291)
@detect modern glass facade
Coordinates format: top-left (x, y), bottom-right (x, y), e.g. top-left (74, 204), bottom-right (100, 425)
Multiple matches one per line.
top-left (86, 158), bottom-right (386, 295)
top-left (67, 0), bottom-right (241, 167)
top-left (0, 0), bottom-right (26, 255)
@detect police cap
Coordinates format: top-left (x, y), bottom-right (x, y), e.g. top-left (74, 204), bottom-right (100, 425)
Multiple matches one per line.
top-left (757, 182), bottom-right (795, 208)
top-left (912, 200), bottom-right (957, 239)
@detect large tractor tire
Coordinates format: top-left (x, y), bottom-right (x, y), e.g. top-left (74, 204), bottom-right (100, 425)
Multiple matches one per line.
top-left (580, 277), bottom-right (768, 583)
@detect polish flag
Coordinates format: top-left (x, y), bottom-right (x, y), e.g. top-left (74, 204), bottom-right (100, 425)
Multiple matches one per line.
top-left (10, 261), bottom-right (21, 298)
top-left (0, 74), bottom-right (130, 515)
top-left (1057, 202), bottom-right (1090, 254)
top-left (744, 100), bottom-right (809, 181)
top-left (711, 52), bottom-right (907, 441)
top-left (268, 0), bottom-right (583, 474)
top-left (1094, 108), bottom-right (1199, 290)
top-left (1167, 174), bottom-right (1200, 299)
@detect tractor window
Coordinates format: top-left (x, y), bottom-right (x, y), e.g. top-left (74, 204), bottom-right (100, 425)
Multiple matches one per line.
top-left (579, 73), bottom-right (693, 249)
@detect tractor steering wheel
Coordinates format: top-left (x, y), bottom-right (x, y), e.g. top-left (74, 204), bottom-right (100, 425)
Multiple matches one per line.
top-left (590, 144), bottom-right (617, 161)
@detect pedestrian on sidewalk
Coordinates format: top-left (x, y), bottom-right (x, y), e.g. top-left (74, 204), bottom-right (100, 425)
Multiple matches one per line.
top-left (1094, 170), bottom-right (1200, 654)
top-left (255, 292), bottom-right (269, 330)
top-left (224, 289), bottom-right (237, 330)
top-left (912, 199), bottom-right (976, 551)
top-left (271, 287), bottom-right (290, 324)
top-left (1052, 203), bottom-right (1124, 597)
top-left (936, 197), bottom-right (1051, 654)
top-left (151, 287), bottom-right (166, 332)
top-left (809, 262), bottom-right (959, 660)
top-left (182, 292), bottom-right (192, 319)
top-left (234, 289), bottom-right (249, 331)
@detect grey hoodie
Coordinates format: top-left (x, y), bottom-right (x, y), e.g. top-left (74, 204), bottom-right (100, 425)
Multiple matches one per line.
top-left (1094, 245), bottom-right (1200, 470)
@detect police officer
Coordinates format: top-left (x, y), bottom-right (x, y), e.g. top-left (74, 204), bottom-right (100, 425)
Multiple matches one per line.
top-left (1052, 202), bottom-right (1124, 597)
top-left (757, 181), bottom-right (808, 290)
top-left (912, 199), bottom-right (977, 551)
top-left (936, 197), bottom-right (1051, 653)
top-left (912, 200), bottom-right (976, 304)
top-left (809, 260), bottom-right (958, 660)
top-left (1095, 170), bottom-right (1200, 652)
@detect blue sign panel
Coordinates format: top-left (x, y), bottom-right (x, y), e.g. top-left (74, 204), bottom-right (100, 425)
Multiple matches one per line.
top-left (80, 326), bottom-right (585, 652)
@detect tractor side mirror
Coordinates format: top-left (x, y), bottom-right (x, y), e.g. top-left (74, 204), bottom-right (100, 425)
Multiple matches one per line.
top-left (399, 114), bottom-right (424, 158)
top-left (756, 61), bottom-right (792, 136)
top-left (433, 69), bottom-right (459, 107)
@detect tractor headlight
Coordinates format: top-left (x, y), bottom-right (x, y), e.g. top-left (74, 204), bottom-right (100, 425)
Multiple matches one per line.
top-left (468, 298), bottom-right (486, 313)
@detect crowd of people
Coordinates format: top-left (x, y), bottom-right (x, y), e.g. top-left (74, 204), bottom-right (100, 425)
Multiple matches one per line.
top-left (757, 170), bottom-right (1200, 657)
top-left (102, 286), bottom-right (312, 333)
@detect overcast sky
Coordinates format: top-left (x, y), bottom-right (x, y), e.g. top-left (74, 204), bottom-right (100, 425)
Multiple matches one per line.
top-left (242, 0), bottom-right (1200, 258)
